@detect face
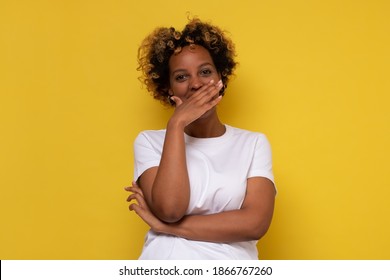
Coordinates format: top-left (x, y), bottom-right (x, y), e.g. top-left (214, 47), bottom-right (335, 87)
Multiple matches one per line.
top-left (168, 45), bottom-right (221, 101)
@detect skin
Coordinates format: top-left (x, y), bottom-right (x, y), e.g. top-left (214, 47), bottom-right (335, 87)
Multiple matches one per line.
top-left (125, 44), bottom-right (276, 243)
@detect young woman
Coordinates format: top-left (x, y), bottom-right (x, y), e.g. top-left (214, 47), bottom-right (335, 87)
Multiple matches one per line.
top-left (125, 18), bottom-right (276, 259)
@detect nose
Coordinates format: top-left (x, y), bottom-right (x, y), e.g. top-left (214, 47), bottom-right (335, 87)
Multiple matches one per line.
top-left (189, 76), bottom-right (204, 91)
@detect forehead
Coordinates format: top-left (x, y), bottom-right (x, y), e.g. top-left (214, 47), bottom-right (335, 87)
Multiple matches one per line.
top-left (169, 45), bottom-right (214, 71)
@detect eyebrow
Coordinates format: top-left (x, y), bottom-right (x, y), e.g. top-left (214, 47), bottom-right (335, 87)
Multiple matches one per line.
top-left (171, 63), bottom-right (215, 75)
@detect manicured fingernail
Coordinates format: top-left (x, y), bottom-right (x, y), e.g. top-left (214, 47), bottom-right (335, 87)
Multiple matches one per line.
top-left (209, 79), bottom-right (215, 84)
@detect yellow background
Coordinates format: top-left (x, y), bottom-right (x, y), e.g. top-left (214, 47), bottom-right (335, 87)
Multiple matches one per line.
top-left (1, 0), bottom-right (389, 259)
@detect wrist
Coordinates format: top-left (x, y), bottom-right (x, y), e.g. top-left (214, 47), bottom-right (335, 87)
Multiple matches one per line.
top-left (154, 221), bottom-right (175, 236)
top-left (167, 117), bottom-right (186, 131)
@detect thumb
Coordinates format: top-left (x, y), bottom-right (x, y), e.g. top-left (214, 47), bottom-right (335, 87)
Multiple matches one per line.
top-left (170, 96), bottom-right (183, 106)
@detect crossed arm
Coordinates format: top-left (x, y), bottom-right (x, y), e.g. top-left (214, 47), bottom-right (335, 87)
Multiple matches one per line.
top-left (126, 80), bottom-right (275, 243)
top-left (126, 176), bottom-right (275, 243)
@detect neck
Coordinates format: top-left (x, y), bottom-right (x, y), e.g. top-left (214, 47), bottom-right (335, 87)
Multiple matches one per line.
top-left (184, 112), bottom-right (225, 138)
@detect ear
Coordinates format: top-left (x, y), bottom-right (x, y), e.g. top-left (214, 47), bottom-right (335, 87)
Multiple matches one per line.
top-left (166, 89), bottom-right (175, 106)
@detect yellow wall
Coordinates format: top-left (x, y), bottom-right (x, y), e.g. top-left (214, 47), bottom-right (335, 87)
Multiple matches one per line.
top-left (1, 0), bottom-right (389, 259)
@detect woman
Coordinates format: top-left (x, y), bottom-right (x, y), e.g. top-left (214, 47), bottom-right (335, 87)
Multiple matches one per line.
top-left (125, 18), bottom-right (276, 259)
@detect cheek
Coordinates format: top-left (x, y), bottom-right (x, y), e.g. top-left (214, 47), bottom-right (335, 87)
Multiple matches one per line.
top-left (171, 83), bottom-right (188, 96)
top-left (214, 72), bottom-right (222, 82)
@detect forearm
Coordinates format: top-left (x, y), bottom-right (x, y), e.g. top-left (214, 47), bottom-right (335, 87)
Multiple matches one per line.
top-left (156, 177), bottom-right (275, 243)
top-left (157, 209), bottom-right (272, 243)
top-left (129, 177), bottom-right (275, 243)
top-left (150, 119), bottom-right (190, 222)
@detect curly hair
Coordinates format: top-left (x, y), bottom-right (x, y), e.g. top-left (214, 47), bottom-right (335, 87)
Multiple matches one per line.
top-left (137, 18), bottom-right (237, 106)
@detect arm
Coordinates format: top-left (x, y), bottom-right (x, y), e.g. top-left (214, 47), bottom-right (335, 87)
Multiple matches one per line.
top-left (137, 80), bottom-right (223, 223)
top-left (138, 121), bottom-right (189, 223)
top-left (127, 176), bottom-right (275, 243)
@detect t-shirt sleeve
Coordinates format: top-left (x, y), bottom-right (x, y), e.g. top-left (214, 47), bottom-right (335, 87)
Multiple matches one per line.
top-left (247, 134), bottom-right (275, 187)
top-left (133, 132), bottom-right (161, 180)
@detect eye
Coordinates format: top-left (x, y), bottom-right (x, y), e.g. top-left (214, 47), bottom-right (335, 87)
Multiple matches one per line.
top-left (200, 68), bottom-right (212, 76)
top-left (175, 74), bottom-right (188, 82)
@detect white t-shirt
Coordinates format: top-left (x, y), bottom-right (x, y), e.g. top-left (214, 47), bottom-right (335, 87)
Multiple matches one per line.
top-left (133, 124), bottom-right (274, 259)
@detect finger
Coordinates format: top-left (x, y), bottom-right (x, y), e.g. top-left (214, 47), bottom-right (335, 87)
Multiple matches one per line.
top-left (129, 202), bottom-right (140, 213)
top-left (193, 80), bottom-right (223, 104)
top-left (127, 193), bottom-right (148, 209)
top-left (190, 79), bottom-right (216, 98)
top-left (129, 202), bottom-right (151, 222)
top-left (126, 193), bottom-right (135, 202)
top-left (170, 96), bottom-right (183, 106)
top-left (201, 95), bottom-right (223, 113)
top-left (132, 187), bottom-right (144, 198)
top-left (129, 203), bottom-right (152, 226)
top-left (125, 182), bottom-right (144, 197)
top-left (210, 95), bottom-right (223, 106)
top-left (204, 80), bottom-right (223, 100)
top-left (124, 186), bottom-right (142, 195)
top-left (202, 79), bottom-right (223, 95)
top-left (124, 182), bottom-right (140, 191)
top-left (125, 181), bottom-right (141, 189)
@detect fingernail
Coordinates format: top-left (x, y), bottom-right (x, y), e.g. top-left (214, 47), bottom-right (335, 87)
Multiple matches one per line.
top-left (209, 79), bottom-right (215, 84)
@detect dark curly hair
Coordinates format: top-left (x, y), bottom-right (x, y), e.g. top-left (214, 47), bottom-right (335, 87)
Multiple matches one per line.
top-left (137, 18), bottom-right (237, 106)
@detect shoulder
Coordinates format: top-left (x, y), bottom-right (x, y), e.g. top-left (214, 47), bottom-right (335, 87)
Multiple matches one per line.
top-left (227, 125), bottom-right (269, 143)
top-left (136, 128), bottom-right (166, 138)
top-left (134, 129), bottom-right (166, 145)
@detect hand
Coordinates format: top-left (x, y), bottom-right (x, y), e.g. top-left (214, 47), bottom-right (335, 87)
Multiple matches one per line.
top-left (125, 181), bottom-right (165, 232)
top-left (170, 80), bottom-right (223, 127)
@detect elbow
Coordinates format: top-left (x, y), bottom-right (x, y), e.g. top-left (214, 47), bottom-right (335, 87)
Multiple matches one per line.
top-left (158, 212), bottom-right (185, 223)
top-left (248, 222), bottom-right (272, 241)
top-left (252, 228), bottom-right (269, 241)
top-left (151, 194), bottom-right (188, 223)
top-left (153, 205), bottom-right (186, 223)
